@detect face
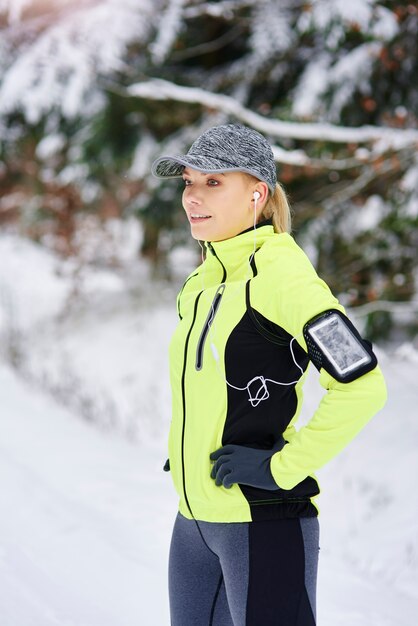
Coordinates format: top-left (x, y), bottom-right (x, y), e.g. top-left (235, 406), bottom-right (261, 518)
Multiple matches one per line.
top-left (182, 168), bottom-right (267, 242)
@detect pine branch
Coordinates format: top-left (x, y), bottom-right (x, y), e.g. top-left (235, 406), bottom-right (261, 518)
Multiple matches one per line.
top-left (305, 149), bottom-right (415, 240)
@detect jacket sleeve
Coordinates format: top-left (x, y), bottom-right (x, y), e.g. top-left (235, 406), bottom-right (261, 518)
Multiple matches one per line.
top-left (254, 235), bottom-right (387, 490)
top-left (270, 365), bottom-right (387, 490)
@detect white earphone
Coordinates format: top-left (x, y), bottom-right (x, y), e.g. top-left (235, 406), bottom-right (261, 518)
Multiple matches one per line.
top-left (253, 191), bottom-right (261, 201)
top-left (210, 335), bottom-right (305, 407)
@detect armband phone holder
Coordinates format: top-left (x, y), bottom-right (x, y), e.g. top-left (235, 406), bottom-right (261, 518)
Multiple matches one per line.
top-left (303, 309), bottom-right (377, 383)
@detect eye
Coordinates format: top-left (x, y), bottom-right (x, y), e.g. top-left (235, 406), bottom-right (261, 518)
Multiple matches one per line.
top-left (182, 178), bottom-right (192, 186)
top-left (207, 178), bottom-right (220, 186)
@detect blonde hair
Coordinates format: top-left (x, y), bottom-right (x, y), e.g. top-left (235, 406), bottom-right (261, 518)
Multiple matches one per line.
top-left (242, 173), bottom-right (291, 234)
top-left (261, 182), bottom-right (292, 234)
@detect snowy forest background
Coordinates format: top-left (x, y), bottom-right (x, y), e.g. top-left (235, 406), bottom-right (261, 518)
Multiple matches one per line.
top-left (1, 1), bottom-right (418, 625)
top-left (1, 0), bottom-right (417, 341)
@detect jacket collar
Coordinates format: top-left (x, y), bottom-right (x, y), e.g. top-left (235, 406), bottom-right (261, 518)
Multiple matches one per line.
top-left (204, 220), bottom-right (275, 274)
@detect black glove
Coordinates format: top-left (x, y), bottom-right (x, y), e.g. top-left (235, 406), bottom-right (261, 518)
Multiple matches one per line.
top-left (210, 438), bottom-right (286, 490)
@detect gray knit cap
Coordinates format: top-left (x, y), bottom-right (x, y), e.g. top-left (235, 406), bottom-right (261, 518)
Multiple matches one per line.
top-left (151, 124), bottom-right (277, 193)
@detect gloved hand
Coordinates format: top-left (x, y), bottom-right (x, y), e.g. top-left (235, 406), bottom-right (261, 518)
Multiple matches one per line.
top-left (210, 438), bottom-right (286, 490)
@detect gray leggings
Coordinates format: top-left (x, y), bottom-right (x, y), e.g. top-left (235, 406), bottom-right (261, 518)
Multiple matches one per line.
top-left (169, 512), bottom-right (319, 626)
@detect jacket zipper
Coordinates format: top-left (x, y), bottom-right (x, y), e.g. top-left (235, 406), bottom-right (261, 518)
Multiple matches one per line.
top-left (180, 243), bottom-right (226, 517)
top-left (207, 242), bottom-right (227, 282)
top-left (195, 284), bottom-right (225, 370)
top-left (180, 290), bottom-right (203, 518)
top-left (177, 272), bottom-right (198, 320)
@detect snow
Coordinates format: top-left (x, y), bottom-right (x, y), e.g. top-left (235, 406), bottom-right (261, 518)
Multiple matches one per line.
top-left (0, 226), bottom-right (176, 439)
top-left (292, 53), bottom-right (331, 119)
top-left (293, 42), bottom-right (384, 121)
top-left (150, 0), bottom-right (186, 64)
top-left (298, 0), bottom-right (398, 40)
top-left (0, 0), bottom-right (159, 122)
top-left (249, 1), bottom-right (295, 62)
top-left (400, 157), bottom-right (418, 219)
top-left (316, 344), bottom-right (418, 603)
top-left (0, 234), bottom-right (70, 331)
top-left (1, 228), bottom-right (418, 624)
top-left (314, 0), bottom-right (376, 31)
top-left (292, 0), bottom-right (399, 121)
top-left (0, 361), bottom-right (176, 626)
top-left (35, 133), bottom-right (67, 161)
top-left (371, 5), bottom-right (399, 40)
top-left (327, 43), bottom-right (382, 121)
top-left (129, 131), bottom-right (159, 181)
top-left (339, 194), bottom-right (388, 239)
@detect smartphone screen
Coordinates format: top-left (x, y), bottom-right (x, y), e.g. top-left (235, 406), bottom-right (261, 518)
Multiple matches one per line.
top-left (307, 313), bottom-right (371, 377)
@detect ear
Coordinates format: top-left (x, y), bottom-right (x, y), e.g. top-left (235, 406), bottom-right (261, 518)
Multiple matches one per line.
top-left (252, 182), bottom-right (268, 202)
top-left (251, 182), bottom-right (269, 216)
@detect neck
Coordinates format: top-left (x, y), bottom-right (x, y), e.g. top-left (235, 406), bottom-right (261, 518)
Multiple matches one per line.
top-left (200, 218), bottom-right (273, 247)
top-left (235, 218), bottom-right (273, 237)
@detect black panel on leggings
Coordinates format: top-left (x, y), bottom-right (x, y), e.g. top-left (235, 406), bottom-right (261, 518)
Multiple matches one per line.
top-left (246, 519), bottom-right (316, 625)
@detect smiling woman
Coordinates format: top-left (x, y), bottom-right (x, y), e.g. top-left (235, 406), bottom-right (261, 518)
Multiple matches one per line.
top-left (151, 123), bottom-right (387, 626)
top-left (153, 123), bottom-right (292, 242)
top-left (181, 169), bottom-right (266, 242)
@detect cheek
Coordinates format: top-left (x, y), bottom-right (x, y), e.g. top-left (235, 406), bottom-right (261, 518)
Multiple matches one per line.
top-left (181, 189), bottom-right (188, 208)
top-left (229, 200), bottom-right (249, 223)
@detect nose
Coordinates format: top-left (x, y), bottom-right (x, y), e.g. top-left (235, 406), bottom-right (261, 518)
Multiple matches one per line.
top-left (183, 186), bottom-right (201, 207)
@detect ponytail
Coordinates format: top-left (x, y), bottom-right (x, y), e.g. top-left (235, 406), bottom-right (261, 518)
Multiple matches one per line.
top-left (261, 183), bottom-right (292, 234)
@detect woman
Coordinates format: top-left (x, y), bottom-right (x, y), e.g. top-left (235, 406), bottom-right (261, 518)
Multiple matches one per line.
top-left (152, 124), bottom-right (387, 626)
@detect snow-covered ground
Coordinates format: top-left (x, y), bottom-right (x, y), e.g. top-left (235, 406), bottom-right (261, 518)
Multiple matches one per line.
top-left (0, 361), bottom-right (176, 626)
top-left (1, 229), bottom-right (418, 625)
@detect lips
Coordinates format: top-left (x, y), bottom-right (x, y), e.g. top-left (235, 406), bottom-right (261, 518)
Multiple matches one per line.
top-left (189, 213), bottom-right (212, 223)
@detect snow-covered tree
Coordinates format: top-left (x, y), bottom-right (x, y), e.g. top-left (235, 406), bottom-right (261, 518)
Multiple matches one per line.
top-left (0, 0), bottom-right (417, 338)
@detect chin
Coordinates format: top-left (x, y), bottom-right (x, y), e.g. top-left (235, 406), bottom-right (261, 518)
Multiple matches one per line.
top-left (190, 224), bottom-right (235, 243)
top-left (190, 224), bottom-right (212, 241)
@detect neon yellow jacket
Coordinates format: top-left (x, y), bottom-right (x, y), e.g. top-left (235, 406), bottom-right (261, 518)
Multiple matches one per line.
top-left (168, 222), bottom-right (387, 523)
